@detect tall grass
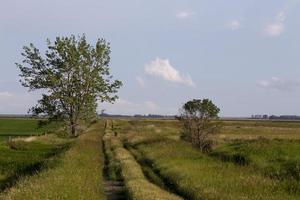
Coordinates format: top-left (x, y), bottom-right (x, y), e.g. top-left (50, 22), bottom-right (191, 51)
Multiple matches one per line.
top-left (105, 120), bottom-right (183, 200)
top-left (103, 122), bottom-right (121, 181)
top-left (0, 121), bottom-right (106, 200)
top-left (0, 134), bottom-right (70, 191)
top-left (211, 138), bottom-right (300, 193)
top-left (118, 119), bottom-right (300, 200)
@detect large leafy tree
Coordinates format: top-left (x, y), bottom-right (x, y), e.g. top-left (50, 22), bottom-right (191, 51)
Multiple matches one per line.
top-left (17, 35), bottom-right (122, 136)
top-left (179, 99), bottom-right (221, 152)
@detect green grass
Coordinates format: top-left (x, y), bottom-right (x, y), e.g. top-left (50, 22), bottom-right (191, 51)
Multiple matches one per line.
top-left (116, 119), bottom-right (300, 141)
top-left (135, 139), bottom-right (300, 200)
top-left (222, 120), bottom-right (300, 128)
top-left (0, 118), bottom-right (63, 142)
top-left (2, 117), bottom-right (299, 199)
top-left (211, 139), bottom-right (300, 193)
top-left (116, 119), bottom-right (300, 200)
top-left (0, 135), bottom-right (70, 191)
top-left (218, 120), bottom-right (300, 140)
top-left (0, 118), bottom-right (42, 136)
top-left (105, 120), bottom-right (183, 200)
top-left (103, 121), bottom-right (121, 181)
top-left (0, 121), bottom-right (106, 200)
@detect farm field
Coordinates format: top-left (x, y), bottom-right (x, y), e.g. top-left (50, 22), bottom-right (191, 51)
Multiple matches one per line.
top-left (106, 119), bottom-right (300, 200)
top-left (0, 118), bottom-right (42, 140)
top-left (219, 120), bottom-right (300, 140)
top-left (1, 118), bottom-right (300, 199)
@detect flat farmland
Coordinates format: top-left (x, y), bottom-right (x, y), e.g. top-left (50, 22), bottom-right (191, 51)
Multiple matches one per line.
top-left (219, 120), bottom-right (300, 140)
top-left (109, 119), bottom-right (300, 200)
top-left (1, 118), bottom-right (300, 200)
top-left (0, 118), bottom-right (42, 138)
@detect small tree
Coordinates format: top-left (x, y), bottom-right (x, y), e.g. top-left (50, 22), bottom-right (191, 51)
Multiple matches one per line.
top-left (179, 99), bottom-right (221, 152)
top-left (17, 34), bottom-right (122, 136)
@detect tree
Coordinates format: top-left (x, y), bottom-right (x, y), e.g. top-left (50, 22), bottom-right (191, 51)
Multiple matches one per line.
top-left (17, 34), bottom-right (122, 136)
top-left (179, 99), bottom-right (221, 152)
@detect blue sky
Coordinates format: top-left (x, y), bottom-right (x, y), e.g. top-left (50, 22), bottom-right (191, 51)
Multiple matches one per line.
top-left (1, 0), bottom-right (300, 116)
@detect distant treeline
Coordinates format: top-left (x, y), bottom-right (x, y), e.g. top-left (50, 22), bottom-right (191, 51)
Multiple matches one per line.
top-left (269, 115), bottom-right (300, 120)
top-left (251, 114), bottom-right (300, 120)
top-left (99, 113), bottom-right (176, 119)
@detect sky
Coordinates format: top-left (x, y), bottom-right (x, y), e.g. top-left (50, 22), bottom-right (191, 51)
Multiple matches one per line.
top-left (1, 0), bottom-right (300, 117)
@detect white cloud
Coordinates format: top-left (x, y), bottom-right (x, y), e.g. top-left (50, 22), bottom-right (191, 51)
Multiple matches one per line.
top-left (176, 11), bottom-right (195, 19)
top-left (144, 58), bottom-right (195, 87)
top-left (228, 20), bottom-right (241, 30)
top-left (264, 8), bottom-right (288, 37)
top-left (136, 76), bottom-right (145, 87)
top-left (258, 77), bottom-right (300, 91)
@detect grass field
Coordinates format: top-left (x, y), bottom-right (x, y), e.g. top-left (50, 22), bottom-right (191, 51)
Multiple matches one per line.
top-left (1, 117), bottom-right (300, 199)
top-left (0, 117), bottom-right (71, 192)
top-left (0, 134), bottom-right (71, 192)
top-left (218, 120), bottom-right (300, 140)
top-left (0, 121), bottom-right (106, 200)
top-left (0, 118), bottom-right (42, 138)
top-left (113, 119), bottom-right (300, 200)
top-left (104, 120), bottom-right (182, 200)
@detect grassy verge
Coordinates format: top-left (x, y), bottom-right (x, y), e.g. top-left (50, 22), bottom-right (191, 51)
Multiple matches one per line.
top-left (105, 120), bottom-right (183, 200)
top-left (0, 121), bottom-right (106, 200)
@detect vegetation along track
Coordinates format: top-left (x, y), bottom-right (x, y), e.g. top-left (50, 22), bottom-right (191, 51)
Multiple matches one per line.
top-left (103, 120), bottom-right (126, 200)
top-left (103, 120), bottom-right (183, 200)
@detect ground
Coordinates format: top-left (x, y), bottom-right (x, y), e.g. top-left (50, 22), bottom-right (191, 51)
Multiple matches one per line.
top-left (0, 117), bottom-right (299, 199)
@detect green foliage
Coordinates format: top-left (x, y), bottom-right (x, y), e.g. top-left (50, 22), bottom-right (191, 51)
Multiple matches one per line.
top-left (16, 34), bottom-right (122, 136)
top-left (180, 99), bottom-right (221, 152)
top-left (182, 99), bottom-right (220, 118)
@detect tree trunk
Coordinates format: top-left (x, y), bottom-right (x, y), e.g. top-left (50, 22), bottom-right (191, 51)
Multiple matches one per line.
top-left (70, 119), bottom-right (77, 136)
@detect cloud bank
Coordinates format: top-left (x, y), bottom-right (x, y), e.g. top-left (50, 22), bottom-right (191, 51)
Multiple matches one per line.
top-left (144, 58), bottom-right (195, 87)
